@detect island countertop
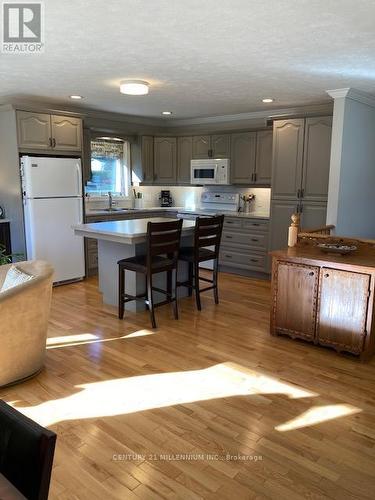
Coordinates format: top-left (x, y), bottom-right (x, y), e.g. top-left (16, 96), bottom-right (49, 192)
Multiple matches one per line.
top-left (74, 217), bottom-right (196, 245)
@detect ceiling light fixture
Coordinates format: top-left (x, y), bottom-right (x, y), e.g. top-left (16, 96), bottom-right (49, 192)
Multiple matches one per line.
top-left (262, 98), bottom-right (274, 103)
top-left (120, 80), bottom-right (149, 95)
top-left (162, 111), bottom-right (172, 116)
top-left (69, 95), bottom-right (84, 100)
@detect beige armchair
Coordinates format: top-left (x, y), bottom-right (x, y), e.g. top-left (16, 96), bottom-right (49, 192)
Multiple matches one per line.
top-left (0, 260), bottom-right (54, 388)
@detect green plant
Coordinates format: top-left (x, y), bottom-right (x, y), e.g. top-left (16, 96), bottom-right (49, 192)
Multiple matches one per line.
top-left (0, 244), bottom-right (23, 265)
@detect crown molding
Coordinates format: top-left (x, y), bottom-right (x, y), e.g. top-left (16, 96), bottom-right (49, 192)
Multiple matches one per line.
top-left (327, 88), bottom-right (375, 108)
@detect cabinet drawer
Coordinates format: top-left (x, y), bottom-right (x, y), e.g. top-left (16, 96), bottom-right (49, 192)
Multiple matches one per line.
top-left (242, 219), bottom-right (269, 232)
top-left (220, 249), bottom-right (266, 272)
top-left (223, 218), bottom-right (242, 229)
top-left (222, 231), bottom-right (268, 250)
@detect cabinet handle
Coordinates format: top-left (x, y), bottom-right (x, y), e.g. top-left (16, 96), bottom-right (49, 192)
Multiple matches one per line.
top-left (226, 235), bottom-right (233, 239)
top-left (324, 273), bottom-right (330, 278)
top-left (225, 254), bottom-right (232, 258)
top-left (297, 188), bottom-right (301, 198)
top-left (226, 221), bottom-right (233, 224)
top-left (250, 258), bottom-right (259, 263)
top-left (52, 138), bottom-right (56, 148)
top-left (301, 188), bottom-right (305, 198)
top-left (254, 172), bottom-right (257, 183)
top-left (251, 238), bottom-right (259, 242)
top-left (252, 223), bottom-right (260, 227)
top-left (49, 137), bottom-right (52, 148)
top-left (300, 204), bottom-right (303, 213)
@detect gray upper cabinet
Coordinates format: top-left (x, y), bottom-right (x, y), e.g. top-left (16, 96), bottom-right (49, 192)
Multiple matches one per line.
top-left (141, 136), bottom-right (154, 183)
top-left (272, 119), bottom-right (304, 199)
top-left (231, 132), bottom-right (256, 184)
top-left (301, 116), bottom-right (332, 201)
top-left (17, 110), bottom-right (83, 152)
top-left (177, 136), bottom-right (193, 184)
top-left (17, 111), bottom-right (51, 150)
top-left (211, 134), bottom-right (231, 158)
top-left (154, 137), bottom-right (177, 184)
top-left (255, 130), bottom-right (273, 184)
top-left (192, 135), bottom-right (210, 159)
top-left (51, 115), bottom-right (82, 151)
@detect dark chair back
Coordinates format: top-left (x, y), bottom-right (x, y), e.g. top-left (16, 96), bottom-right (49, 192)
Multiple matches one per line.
top-left (194, 215), bottom-right (224, 258)
top-left (147, 219), bottom-right (183, 265)
top-left (0, 400), bottom-right (56, 500)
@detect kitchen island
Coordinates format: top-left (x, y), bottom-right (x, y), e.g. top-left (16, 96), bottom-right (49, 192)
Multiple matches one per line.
top-left (74, 217), bottom-right (195, 311)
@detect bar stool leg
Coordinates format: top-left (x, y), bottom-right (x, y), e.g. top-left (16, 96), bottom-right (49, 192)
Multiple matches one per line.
top-left (167, 270), bottom-right (172, 302)
top-left (194, 262), bottom-right (202, 311)
top-left (173, 268), bottom-right (179, 320)
top-left (147, 273), bottom-right (157, 328)
top-left (188, 262), bottom-right (193, 297)
top-left (213, 258), bottom-right (219, 305)
top-left (118, 266), bottom-right (125, 319)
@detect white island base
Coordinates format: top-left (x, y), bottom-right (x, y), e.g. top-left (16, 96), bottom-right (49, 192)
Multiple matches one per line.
top-left (74, 218), bottom-right (195, 312)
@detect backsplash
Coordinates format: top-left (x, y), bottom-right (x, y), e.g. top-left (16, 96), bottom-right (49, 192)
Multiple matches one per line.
top-left (85, 185), bottom-right (271, 216)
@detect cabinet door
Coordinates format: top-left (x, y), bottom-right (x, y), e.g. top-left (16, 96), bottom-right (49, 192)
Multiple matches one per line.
top-left (301, 116), bottom-right (332, 201)
top-left (231, 132), bottom-right (256, 184)
top-left (192, 135), bottom-right (210, 159)
top-left (177, 136), bottom-right (192, 184)
top-left (273, 261), bottom-right (319, 341)
top-left (272, 119), bottom-right (304, 199)
top-left (154, 137), bottom-right (177, 184)
top-left (269, 199), bottom-right (299, 251)
top-left (211, 134), bottom-right (231, 158)
top-left (300, 201), bottom-right (327, 231)
top-left (255, 130), bottom-right (272, 184)
top-left (317, 269), bottom-right (370, 354)
top-left (17, 111), bottom-right (51, 150)
top-left (141, 136), bottom-right (154, 183)
top-left (51, 115), bottom-right (82, 151)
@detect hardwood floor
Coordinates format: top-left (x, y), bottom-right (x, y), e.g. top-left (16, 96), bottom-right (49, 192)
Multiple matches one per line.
top-left (2, 272), bottom-right (375, 499)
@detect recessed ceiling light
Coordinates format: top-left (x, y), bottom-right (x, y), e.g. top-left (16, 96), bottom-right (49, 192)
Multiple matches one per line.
top-left (120, 80), bottom-right (149, 95)
top-left (262, 98), bottom-right (274, 103)
top-left (162, 111), bottom-right (172, 115)
top-left (69, 95), bottom-right (84, 100)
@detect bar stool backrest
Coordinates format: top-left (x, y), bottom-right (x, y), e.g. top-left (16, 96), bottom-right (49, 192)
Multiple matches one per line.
top-left (194, 215), bottom-right (224, 258)
top-left (147, 219), bottom-right (183, 265)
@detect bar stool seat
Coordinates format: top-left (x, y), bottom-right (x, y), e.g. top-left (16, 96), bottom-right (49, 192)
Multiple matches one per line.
top-left (179, 247), bottom-right (216, 262)
top-left (118, 255), bottom-right (175, 273)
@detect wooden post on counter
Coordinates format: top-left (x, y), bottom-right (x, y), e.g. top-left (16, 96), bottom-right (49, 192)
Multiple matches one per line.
top-left (288, 213), bottom-right (300, 247)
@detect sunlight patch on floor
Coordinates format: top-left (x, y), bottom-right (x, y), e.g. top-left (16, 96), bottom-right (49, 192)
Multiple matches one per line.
top-left (275, 404), bottom-right (361, 431)
top-left (46, 330), bottom-right (155, 349)
top-left (13, 362), bottom-right (317, 427)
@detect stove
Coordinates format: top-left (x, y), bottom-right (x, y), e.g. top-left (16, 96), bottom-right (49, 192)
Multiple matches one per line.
top-left (177, 192), bottom-right (239, 220)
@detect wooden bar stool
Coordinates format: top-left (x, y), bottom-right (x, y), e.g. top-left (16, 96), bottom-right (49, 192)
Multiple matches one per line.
top-left (178, 215), bottom-right (224, 310)
top-left (118, 219), bottom-right (183, 328)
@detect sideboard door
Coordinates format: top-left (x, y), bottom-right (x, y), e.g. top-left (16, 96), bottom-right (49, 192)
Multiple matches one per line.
top-left (272, 261), bottom-right (319, 341)
top-left (317, 268), bottom-right (370, 354)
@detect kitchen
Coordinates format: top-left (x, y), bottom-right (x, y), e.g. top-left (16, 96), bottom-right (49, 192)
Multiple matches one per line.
top-left (1, 2), bottom-right (375, 498)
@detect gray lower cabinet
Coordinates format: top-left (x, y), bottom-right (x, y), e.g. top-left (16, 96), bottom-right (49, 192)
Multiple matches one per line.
top-left (177, 136), bottom-right (193, 184)
top-left (154, 137), bottom-right (177, 184)
top-left (219, 216), bottom-right (269, 274)
top-left (51, 115), bottom-right (82, 151)
top-left (17, 111), bottom-right (51, 150)
top-left (269, 199), bottom-right (327, 251)
top-left (231, 132), bottom-right (256, 184)
top-left (17, 110), bottom-right (82, 152)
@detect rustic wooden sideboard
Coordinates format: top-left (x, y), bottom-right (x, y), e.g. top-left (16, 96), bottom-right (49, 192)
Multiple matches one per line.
top-left (270, 243), bottom-right (375, 361)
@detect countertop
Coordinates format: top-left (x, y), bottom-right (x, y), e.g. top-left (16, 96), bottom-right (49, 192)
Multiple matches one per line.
top-left (74, 217), bottom-right (196, 245)
top-left (270, 244), bottom-right (375, 270)
top-left (0, 219), bottom-right (10, 224)
top-left (85, 206), bottom-right (269, 219)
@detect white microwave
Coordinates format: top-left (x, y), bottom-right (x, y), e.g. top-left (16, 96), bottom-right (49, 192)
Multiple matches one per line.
top-left (190, 159), bottom-right (230, 185)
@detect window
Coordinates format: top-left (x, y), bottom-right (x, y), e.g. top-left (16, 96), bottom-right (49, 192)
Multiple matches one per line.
top-left (85, 139), bottom-right (131, 196)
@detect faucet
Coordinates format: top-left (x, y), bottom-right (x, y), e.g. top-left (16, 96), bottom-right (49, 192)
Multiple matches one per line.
top-left (108, 191), bottom-right (113, 211)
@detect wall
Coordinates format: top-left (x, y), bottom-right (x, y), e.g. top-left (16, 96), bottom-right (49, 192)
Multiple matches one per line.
top-left (326, 90), bottom-right (375, 238)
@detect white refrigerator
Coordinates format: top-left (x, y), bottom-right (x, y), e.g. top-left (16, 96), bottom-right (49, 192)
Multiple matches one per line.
top-left (21, 156), bottom-right (85, 284)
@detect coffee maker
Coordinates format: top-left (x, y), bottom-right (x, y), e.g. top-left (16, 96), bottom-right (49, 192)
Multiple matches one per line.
top-left (159, 190), bottom-right (173, 207)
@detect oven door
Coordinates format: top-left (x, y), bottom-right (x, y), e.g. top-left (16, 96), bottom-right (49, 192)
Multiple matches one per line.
top-left (191, 165), bottom-right (217, 184)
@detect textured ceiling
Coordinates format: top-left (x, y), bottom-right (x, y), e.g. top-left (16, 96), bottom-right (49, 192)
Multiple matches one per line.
top-left (1, 0), bottom-right (375, 120)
